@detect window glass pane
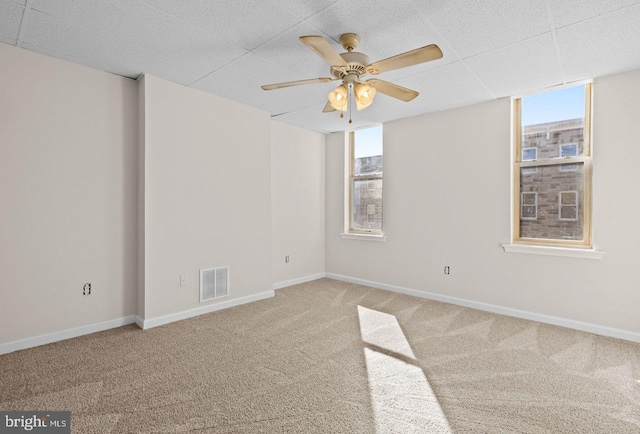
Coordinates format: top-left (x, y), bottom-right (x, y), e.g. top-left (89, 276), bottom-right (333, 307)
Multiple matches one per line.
top-left (522, 148), bottom-right (537, 160)
top-left (352, 179), bottom-right (382, 231)
top-left (521, 85), bottom-right (585, 160)
top-left (354, 126), bottom-right (383, 175)
top-left (560, 143), bottom-right (578, 157)
top-left (519, 163), bottom-right (584, 240)
top-left (560, 205), bottom-right (577, 220)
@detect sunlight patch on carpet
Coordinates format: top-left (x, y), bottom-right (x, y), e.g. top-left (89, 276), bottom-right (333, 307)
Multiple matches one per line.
top-left (358, 305), bottom-right (453, 433)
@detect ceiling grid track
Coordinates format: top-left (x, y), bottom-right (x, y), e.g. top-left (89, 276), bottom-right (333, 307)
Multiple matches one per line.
top-left (543, 0), bottom-right (567, 85)
top-left (409, 2), bottom-right (497, 100)
top-left (15, 0), bottom-right (34, 47)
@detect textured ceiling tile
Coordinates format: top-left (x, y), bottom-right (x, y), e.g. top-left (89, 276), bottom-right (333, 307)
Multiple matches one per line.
top-left (557, 4), bottom-right (640, 82)
top-left (0, 0), bottom-right (24, 44)
top-left (143, 0), bottom-right (301, 51)
top-left (6, 0), bottom-right (25, 5)
top-left (395, 61), bottom-right (495, 113)
top-left (273, 103), bottom-right (379, 134)
top-left (465, 33), bottom-right (562, 98)
top-left (548, 0), bottom-right (640, 29)
top-left (252, 22), bottom-right (334, 80)
top-left (23, 10), bottom-right (207, 84)
top-left (413, 0), bottom-right (549, 58)
top-left (357, 93), bottom-right (431, 125)
top-left (277, 0), bottom-right (338, 19)
top-left (30, 0), bottom-right (247, 77)
top-left (192, 53), bottom-right (300, 113)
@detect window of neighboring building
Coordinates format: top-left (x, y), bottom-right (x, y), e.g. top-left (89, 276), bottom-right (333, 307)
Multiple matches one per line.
top-left (520, 192), bottom-right (538, 220)
top-left (559, 143), bottom-right (578, 172)
top-left (521, 147), bottom-right (538, 175)
top-left (559, 191), bottom-right (578, 221)
top-left (349, 126), bottom-right (383, 234)
top-left (512, 83), bottom-right (592, 247)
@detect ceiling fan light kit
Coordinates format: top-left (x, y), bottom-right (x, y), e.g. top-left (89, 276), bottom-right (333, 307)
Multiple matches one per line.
top-left (328, 84), bottom-right (349, 111)
top-left (261, 33), bottom-right (443, 123)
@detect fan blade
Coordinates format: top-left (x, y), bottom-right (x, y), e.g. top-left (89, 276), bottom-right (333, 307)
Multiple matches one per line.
top-left (300, 35), bottom-right (348, 67)
top-left (322, 102), bottom-right (336, 113)
top-left (367, 44), bottom-right (442, 75)
top-left (367, 79), bottom-right (418, 102)
top-left (261, 77), bottom-right (334, 91)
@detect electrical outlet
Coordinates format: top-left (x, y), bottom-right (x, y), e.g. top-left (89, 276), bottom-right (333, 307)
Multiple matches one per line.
top-left (285, 255), bottom-right (290, 263)
top-left (444, 266), bottom-right (450, 275)
top-left (83, 283), bottom-right (91, 295)
top-left (180, 275), bottom-right (188, 287)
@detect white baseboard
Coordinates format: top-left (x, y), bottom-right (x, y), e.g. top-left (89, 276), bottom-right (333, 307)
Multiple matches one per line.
top-left (0, 315), bottom-right (138, 355)
top-left (273, 273), bottom-right (326, 290)
top-left (325, 273), bottom-right (640, 344)
top-left (140, 290), bottom-right (275, 330)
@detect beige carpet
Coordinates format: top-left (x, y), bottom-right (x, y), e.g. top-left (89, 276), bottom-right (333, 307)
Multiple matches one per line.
top-left (1, 278), bottom-right (639, 433)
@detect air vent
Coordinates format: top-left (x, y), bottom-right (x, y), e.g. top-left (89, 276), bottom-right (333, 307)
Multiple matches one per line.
top-left (199, 267), bottom-right (229, 302)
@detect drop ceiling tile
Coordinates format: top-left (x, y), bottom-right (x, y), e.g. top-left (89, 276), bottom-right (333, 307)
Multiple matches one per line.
top-left (6, 0), bottom-right (25, 5)
top-left (191, 53), bottom-right (292, 112)
top-left (557, 4), bottom-right (640, 82)
top-left (395, 61), bottom-right (495, 113)
top-left (357, 93), bottom-right (430, 125)
top-left (30, 0), bottom-right (247, 77)
top-left (273, 103), bottom-right (378, 134)
top-left (277, 0), bottom-right (338, 19)
top-left (0, 1), bottom-right (24, 45)
top-left (413, 0), bottom-right (549, 58)
top-left (252, 22), bottom-right (334, 80)
top-left (465, 33), bottom-right (562, 98)
top-left (23, 10), bottom-right (208, 84)
top-left (143, 0), bottom-right (302, 51)
top-left (548, 0), bottom-right (640, 29)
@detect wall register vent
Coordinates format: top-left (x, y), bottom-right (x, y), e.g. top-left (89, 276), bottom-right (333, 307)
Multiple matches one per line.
top-left (200, 267), bottom-right (229, 302)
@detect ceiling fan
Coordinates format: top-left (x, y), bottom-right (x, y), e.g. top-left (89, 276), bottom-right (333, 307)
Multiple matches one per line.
top-left (261, 33), bottom-right (443, 122)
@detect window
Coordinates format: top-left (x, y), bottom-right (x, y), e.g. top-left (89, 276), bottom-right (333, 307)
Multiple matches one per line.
top-left (559, 143), bottom-right (578, 172)
top-left (521, 147), bottom-right (537, 160)
top-left (559, 191), bottom-right (578, 221)
top-left (513, 83), bottom-right (592, 247)
top-left (520, 192), bottom-right (537, 220)
top-left (521, 147), bottom-right (538, 175)
top-left (349, 126), bottom-right (383, 234)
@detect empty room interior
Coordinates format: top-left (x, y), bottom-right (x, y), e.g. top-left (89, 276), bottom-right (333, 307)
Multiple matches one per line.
top-left (1, 1), bottom-right (640, 432)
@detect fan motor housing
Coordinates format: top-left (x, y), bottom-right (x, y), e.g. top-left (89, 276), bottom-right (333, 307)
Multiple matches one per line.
top-left (331, 51), bottom-right (371, 79)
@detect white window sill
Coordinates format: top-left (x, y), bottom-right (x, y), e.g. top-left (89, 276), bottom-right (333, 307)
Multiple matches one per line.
top-left (340, 233), bottom-right (387, 242)
top-left (502, 243), bottom-right (604, 260)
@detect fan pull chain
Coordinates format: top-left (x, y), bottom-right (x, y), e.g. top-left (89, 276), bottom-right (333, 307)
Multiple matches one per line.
top-left (348, 83), bottom-right (353, 124)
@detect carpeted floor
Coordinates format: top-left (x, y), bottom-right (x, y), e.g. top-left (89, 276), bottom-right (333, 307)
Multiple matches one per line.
top-left (1, 278), bottom-right (639, 433)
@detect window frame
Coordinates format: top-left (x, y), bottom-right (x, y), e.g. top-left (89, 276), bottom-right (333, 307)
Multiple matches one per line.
top-left (349, 129), bottom-right (383, 235)
top-left (512, 83), bottom-right (593, 248)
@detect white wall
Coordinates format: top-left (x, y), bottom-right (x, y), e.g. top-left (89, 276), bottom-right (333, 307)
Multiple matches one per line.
top-left (326, 69), bottom-right (640, 336)
top-left (140, 74), bottom-right (273, 321)
top-left (271, 121), bottom-right (325, 286)
top-left (0, 44), bottom-right (138, 343)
